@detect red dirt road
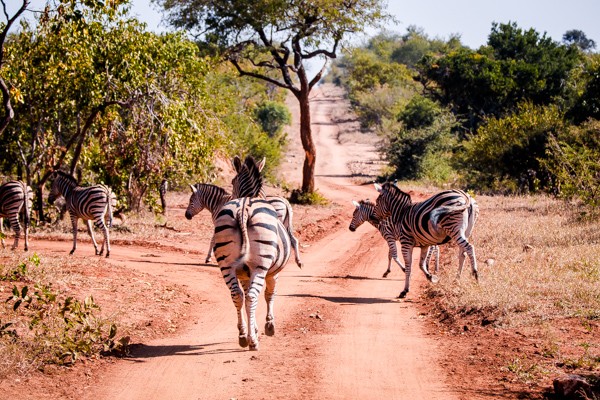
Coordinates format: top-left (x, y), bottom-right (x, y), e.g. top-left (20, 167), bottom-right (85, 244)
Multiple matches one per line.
top-left (29, 85), bottom-right (459, 399)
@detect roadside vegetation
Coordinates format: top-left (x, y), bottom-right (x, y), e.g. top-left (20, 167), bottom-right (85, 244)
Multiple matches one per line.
top-left (328, 23), bottom-right (600, 209)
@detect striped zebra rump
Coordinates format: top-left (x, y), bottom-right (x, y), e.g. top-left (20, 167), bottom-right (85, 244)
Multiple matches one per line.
top-left (0, 180), bottom-right (32, 250)
top-left (350, 199), bottom-right (440, 278)
top-left (374, 183), bottom-right (479, 299)
top-left (213, 197), bottom-right (291, 350)
top-left (49, 171), bottom-right (114, 257)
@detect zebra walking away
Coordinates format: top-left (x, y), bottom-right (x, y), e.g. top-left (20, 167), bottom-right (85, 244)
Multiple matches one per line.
top-left (185, 183), bottom-right (303, 267)
top-left (0, 180), bottom-right (33, 251)
top-left (349, 199), bottom-right (439, 278)
top-left (374, 183), bottom-right (479, 298)
top-left (213, 157), bottom-right (292, 350)
top-left (48, 171), bottom-right (115, 257)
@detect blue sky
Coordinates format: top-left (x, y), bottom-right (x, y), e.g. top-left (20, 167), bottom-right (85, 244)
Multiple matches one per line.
top-left (126, 0), bottom-right (599, 50)
top-left (14, 0), bottom-right (600, 50)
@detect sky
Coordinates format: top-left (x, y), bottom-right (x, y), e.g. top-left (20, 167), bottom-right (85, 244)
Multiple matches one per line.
top-left (123, 0), bottom-right (600, 50)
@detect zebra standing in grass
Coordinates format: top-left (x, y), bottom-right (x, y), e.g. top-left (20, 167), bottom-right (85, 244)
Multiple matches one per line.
top-left (48, 171), bottom-right (115, 257)
top-left (0, 180), bottom-right (33, 251)
top-left (185, 183), bottom-right (303, 267)
top-left (349, 199), bottom-right (440, 278)
top-left (213, 156), bottom-right (292, 350)
top-left (374, 183), bottom-right (479, 298)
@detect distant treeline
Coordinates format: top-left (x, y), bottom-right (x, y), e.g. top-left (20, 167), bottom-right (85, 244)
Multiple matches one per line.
top-left (329, 23), bottom-right (599, 206)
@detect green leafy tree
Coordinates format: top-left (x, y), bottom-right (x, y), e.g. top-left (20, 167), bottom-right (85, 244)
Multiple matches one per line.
top-left (563, 29), bottom-right (597, 52)
top-left (0, 0), bottom-right (30, 135)
top-left (418, 22), bottom-right (580, 132)
top-left (460, 102), bottom-right (564, 193)
top-left (158, 0), bottom-right (388, 194)
top-left (543, 119), bottom-right (600, 207)
top-left (255, 100), bottom-right (291, 138)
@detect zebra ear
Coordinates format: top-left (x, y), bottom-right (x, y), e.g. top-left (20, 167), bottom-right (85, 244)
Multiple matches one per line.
top-left (374, 183), bottom-right (383, 192)
top-left (257, 157), bottom-right (266, 172)
top-left (352, 200), bottom-right (360, 208)
top-left (232, 156), bottom-right (242, 173)
top-left (189, 184), bottom-right (197, 193)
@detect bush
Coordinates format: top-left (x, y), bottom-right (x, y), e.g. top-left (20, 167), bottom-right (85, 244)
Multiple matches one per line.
top-left (543, 119), bottom-right (600, 207)
top-left (460, 102), bottom-right (564, 193)
top-left (254, 101), bottom-right (291, 138)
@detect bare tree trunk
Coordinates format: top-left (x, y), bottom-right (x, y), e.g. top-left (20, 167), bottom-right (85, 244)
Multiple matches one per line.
top-left (159, 179), bottom-right (168, 215)
top-left (297, 90), bottom-right (316, 193)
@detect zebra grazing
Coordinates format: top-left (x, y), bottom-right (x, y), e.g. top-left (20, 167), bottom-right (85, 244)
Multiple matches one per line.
top-left (374, 183), bottom-right (479, 298)
top-left (213, 156), bottom-right (292, 350)
top-left (48, 171), bottom-right (115, 257)
top-left (185, 183), bottom-right (303, 267)
top-left (0, 180), bottom-right (33, 251)
top-left (349, 199), bottom-right (440, 278)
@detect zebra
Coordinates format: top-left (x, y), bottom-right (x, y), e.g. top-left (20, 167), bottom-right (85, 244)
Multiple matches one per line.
top-left (48, 171), bottom-right (116, 257)
top-left (0, 180), bottom-right (33, 251)
top-left (231, 155), bottom-right (266, 199)
top-left (349, 199), bottom-right (440, 278)
top-left (185, 183), bottom-right (303, 267)
top-left (213, 157), bottom-right (292, 350)
top-left (373, 182), bottom-right (479, 298)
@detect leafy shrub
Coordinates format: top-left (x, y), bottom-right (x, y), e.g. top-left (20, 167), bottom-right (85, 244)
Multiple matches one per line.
top-left (382, 97), bottom-right (458, 184)
top-left (460, 102), bottom-right (564, 193)
top-left (543, 119), bottom-right (600, 207)
top-left (289, 189), bottom-right (329, 205)
top-left (255, 101), bottom-right (291, 138)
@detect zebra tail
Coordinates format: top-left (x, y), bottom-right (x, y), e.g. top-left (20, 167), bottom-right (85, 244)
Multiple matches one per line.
top-left (230, 198), bottom-right (251, 272)
top-left (107, 189), bottom-right (115, 228)
top-left (23, 184), bottom-right (31, 228)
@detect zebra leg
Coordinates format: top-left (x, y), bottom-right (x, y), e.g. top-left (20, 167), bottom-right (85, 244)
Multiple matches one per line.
top-left (245, 274), bottom-right (264, 351)
top-left (383, 256), bottom-right (393, 278)
top-left (0, 217), bottom-right (5, 249)
top-left (70, 216), bottom-right (79, 255)
top-left (386, 238), bottom-right (405, 277)
top-left (205, 234), bottom-right (215, 263)
top-left (9, 215), bottom-right (20, 250)
top-left (264, 274), bottom-right (277, 336)
top-left (419, 246), bottom-right (434, 281)
top-left (289, 231), bottom-right (303, 269)
top-left (96, 218), bottom-right (111, 258)
top-left (85, 219), bottom-right (100, 255)
top-left (399, 246), bottom-right (414, 298)
top-left (234, 278), bottom-right (249, 348)
top-left (456, 238), bottom-right (478, 281)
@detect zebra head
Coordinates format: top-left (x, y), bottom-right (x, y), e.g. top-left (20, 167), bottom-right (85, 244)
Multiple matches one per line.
top-left (373, 182), bottom-right (412, 221)
top-left (48, 171), bottom-right (76, 205)
top-left (349, 199), bottom-right (377, 232)
top-left (231, 155), bottom-right (265, 199)
top-left (185, 184), bottom-right (205, 220)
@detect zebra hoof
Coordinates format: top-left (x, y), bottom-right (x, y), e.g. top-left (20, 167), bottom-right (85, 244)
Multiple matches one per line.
top-left (239, 336), bottom-right (249, 348)
top-left (105, 253), bottom-right (110, 258)
top-left (382, 271), bottom-right (390, 278)
top-left (265, 322), bottom-right (275, 336)
top-left (398, 290), bottom-right (408, 299)
top-left (249, 343), bottom-right (259, 351)
top-left (69, 250), bottom-right (75, 255)
top-left (205, 258), bottom-right (211, 264)
top-left (430, 274), bottom-right (439, 284)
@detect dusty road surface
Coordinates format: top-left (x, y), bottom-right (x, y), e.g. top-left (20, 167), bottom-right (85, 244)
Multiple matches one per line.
top-left (23, 85), bottom-right (459, 399)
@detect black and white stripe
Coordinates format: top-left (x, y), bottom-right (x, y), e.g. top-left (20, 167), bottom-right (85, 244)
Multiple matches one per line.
top-left (349, 199), bottom-right (439, 278)
top-left (0, 180), bottom-right (32, 251)
top-left (231, 155), bottom-right (266, 199)
top-left (185, 183), bottom-right (303, 267)
top-left (212, 156), bottom-right (292, 350)
top-left (48, 171), bottom-right (115, 257)
top-left (374, 183), bottom-right (479, 298)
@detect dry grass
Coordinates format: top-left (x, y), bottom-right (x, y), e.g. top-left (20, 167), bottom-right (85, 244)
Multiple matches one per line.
top-left (428, 194), bottom-right (600, 327)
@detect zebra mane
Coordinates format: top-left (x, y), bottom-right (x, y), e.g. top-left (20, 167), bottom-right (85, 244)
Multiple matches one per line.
top-left (359, 199), bottom-right (375, 207)
top-left (232, 155), bottom-right (264, 198)
top-left (55, 170), bottom-right (78, 186)
top-left (383, 182), bottom-right (411, 202)
top-left (195, 183), bottom-right (230, 197)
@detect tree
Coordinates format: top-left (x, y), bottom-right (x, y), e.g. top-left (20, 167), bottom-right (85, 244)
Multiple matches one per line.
top-left (563, 29), bottom-right (597, 52)
top-left (158, 0), bottom-right (388, 194)
top-left (0, 0), bottom-right (30, 135)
